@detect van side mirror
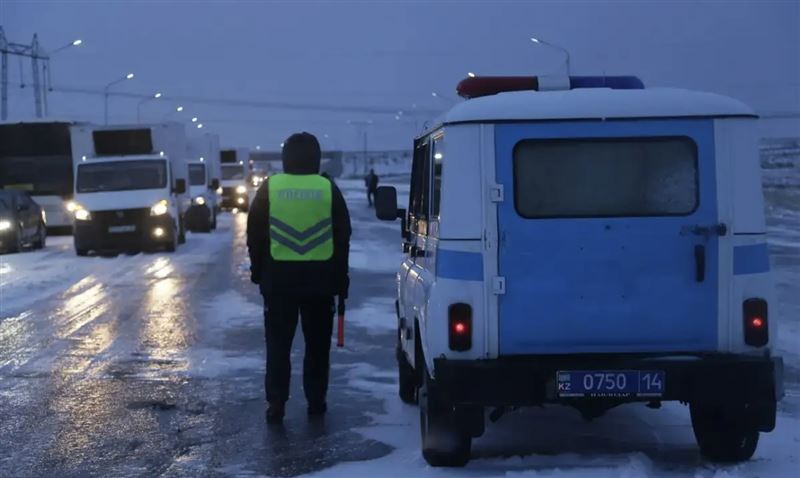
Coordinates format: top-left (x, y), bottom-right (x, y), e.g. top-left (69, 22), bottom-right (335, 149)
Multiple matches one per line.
top-left (375, 186), bottom-right (399, 220)
top-left (210, 178), bottom-right (220, 190)
top-left (173, 178), bottom-right (187, 195)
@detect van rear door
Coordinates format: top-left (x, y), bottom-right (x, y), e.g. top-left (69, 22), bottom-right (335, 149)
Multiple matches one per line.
top-left (495, 120), bottom-right (719, 355)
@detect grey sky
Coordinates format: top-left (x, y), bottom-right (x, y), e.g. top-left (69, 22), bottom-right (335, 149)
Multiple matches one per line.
top-left (2, 0), bottom-right (798, 150)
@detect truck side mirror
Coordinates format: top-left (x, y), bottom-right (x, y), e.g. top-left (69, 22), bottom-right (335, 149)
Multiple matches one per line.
top-left (375, 186), bottom-right (399, 221)
top-left (210, 178), bottom-right (220, 190)
top-left (173, 178), bottom-right (187, 195)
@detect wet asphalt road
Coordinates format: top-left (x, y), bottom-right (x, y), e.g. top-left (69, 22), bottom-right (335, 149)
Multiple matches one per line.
top-left (0, 186), bottom-right (400, 477)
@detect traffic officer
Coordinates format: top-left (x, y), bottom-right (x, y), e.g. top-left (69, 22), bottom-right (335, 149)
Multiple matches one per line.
top-left (247, 132), bottom-right (351, 424)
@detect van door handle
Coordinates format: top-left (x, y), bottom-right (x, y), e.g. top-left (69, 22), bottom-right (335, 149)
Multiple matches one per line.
top-left (682, 223), bottom-right (728, 237)
top-left (694, 244), bottom-right (705, 282)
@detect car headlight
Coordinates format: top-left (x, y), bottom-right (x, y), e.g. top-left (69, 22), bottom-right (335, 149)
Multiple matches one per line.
top-left (236, 185), bottom-right (247, 194)
top-left (74, 208), bottom-right (91, 221)
top-left (215, 187), bottom-right (223, 195)
top-left (66, 201), bottom-right (78, 212)
top-left (0, 220), bottom-right (11, 231)
top-left (193, 196), bottom-right (206, 206)
top-left (150, 199), bottom-right (169, 216)
top-left (41, 209), bottom-right (47, 223)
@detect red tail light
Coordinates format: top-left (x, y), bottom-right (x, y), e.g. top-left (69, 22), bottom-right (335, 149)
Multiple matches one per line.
top-left (448, 303), bottom-right (472, 351)
top-left (743, 298), bottom-right (769, 347)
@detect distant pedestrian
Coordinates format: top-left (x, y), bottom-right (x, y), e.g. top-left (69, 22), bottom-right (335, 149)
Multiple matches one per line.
top-left (247, 132), bottom-right (352, 425)
top-left (365, 169), bottom-right (379, 207)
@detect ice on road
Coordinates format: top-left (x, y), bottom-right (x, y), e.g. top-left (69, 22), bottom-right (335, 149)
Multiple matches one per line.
top-left (0, 178), bottom-right (798, 477)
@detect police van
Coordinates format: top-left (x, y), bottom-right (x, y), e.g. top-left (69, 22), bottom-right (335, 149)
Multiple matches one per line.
top-left (375, 75), bottom-right (783, 467)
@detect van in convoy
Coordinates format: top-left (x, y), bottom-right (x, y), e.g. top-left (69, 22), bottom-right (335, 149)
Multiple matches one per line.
top-left (219, 148), bottom-right (251, 211)
top-left (70, 122), bottom-right (189, 255)
top-left (185, 133), bottom-right (221, 232)
top-left (375, 75), bottom-right (783, 467)
top-left (0, 121), bottom-right (76, 233)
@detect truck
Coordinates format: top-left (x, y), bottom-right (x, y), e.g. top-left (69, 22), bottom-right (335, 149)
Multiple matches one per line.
top-left (0, 121), bottom-right (77, 233)
top-left (70, 122), bottom-right (189, 255)
top-left (375, 75), bottom-right (783, 467)
top-left (185, 133), bottom-right (221, 232)
top-left (219, 148), bottom-right (251, 212)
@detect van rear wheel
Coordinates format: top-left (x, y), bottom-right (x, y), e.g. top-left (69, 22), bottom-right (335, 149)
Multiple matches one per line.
top-left (691, 403), bottom-right (759, 462)
top-left (419, 366), bottom-right (471, 467)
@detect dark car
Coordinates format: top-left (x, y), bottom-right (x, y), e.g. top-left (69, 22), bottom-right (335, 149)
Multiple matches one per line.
top-left (0, 190), bottom-right (47, 253)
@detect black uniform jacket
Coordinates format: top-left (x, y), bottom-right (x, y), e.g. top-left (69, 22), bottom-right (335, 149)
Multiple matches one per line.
top-left (247, 175), bottom-right (351, 299)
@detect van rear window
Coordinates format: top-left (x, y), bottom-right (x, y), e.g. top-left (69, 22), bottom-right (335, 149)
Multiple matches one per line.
top-left (513, 137), bottom-right (698, 218)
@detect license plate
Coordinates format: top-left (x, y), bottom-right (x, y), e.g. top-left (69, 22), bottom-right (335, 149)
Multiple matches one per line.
top-left (108, 225), bottom-right (136, 233)
top-left (557, 370), bottom-right (665, 398)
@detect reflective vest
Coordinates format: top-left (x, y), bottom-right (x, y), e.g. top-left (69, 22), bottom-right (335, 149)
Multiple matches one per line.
top-left (268, 174), bottom-right (333, 261)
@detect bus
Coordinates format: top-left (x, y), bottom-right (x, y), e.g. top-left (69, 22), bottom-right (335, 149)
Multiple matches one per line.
top-left (0, 121), bottom-right (77, 232)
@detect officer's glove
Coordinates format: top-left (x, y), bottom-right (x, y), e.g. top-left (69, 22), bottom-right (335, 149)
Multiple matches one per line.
top-left (338, 274), bottom-right (350, 300)
top-left (250, 266), bottom-right (261, 285)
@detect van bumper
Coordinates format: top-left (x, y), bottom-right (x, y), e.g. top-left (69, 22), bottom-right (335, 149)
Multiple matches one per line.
top-left (74, 211), bottom-right (176, 252)
top-left (434, 354), bottom-right (782, 426)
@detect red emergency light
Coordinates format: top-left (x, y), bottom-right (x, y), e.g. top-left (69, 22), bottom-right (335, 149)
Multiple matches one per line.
top-left (456, 75), bottom-right (645, 99)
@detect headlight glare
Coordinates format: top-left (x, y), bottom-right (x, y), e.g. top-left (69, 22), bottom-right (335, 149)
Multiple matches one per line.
top-left (150, 199), bottom-right (169, 216)
top-left (236, 185), bottom-right (247, 194)
top-left (193, 196), bottom-right (206, 206)
top-left (74, 209), bottom-right (91, 221)
top-left (0, 220), bottom-right (12, 231)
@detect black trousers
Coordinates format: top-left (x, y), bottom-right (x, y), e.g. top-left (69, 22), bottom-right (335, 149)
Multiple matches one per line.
top-left (367, 189), bottom-right (376, 206)
top-left (264, 293), bottom-right (334, 405)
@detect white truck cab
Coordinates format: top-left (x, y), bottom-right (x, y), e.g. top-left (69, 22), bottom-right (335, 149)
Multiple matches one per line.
top-left (219, 148), bottom-right (251, 212)
top-left (375, 75), bottom-right (783, 467)
top-left (185, 133), bottom-right (221, 232)
top-left (70, 123), bottom-right (189, 255)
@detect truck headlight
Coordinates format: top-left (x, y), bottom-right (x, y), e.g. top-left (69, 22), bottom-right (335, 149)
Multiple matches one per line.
top-left (236, 185), bottom-right (247, 194)
top-left (216, 187), bottom-right (223, 195)
top-left (74, 208), bottom-right (92, 221)
top-left (193, 196), bottom-right (206, 206)
top-left (0, 220), bottom-right (11, 231)
top-left (150, 199), bottom-right (169, 216)
top-left (41, 209), bottom-right (47, 223)
top-left (66, 201), bottom-right (78, 212)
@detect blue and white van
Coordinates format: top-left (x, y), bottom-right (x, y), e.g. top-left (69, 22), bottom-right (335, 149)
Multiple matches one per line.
top-left (375, 75), bottom-right (783, 467)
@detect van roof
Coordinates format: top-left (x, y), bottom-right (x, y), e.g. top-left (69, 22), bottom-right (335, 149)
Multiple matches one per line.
top-left (78, 154), bottom-right (166, 163)
top-left (438, 87), bottom-right (756, 128)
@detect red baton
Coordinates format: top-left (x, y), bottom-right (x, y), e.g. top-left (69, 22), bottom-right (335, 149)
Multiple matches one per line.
top-left (337, 298), bottom-right (345, 348)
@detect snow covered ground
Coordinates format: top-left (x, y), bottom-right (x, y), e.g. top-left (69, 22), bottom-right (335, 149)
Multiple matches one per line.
top-left (0, 177), bottom-right (797, 477)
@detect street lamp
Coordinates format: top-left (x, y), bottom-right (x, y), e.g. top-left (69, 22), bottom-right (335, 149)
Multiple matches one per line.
top-left (530, 37), bottom-right (570, 74)
top-left (196, 123), bottom-right (204, 129)
top-left (103, 72), bottom-right (135, 124)
top-left (191, 117), bottom-right (198, 123)
top-left (136, 92), bottom-right (162, 123)
top-left (467, 72), bottom-right (476, 78)
top-left (43, 38), bottom-right (84, 115)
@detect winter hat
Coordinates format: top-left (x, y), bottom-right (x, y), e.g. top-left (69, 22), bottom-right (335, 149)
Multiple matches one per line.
top-left (282, 132), bottom-right (321, 174)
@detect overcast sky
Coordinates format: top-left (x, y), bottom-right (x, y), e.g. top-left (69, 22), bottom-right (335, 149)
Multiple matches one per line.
top-left (2, 0), bottom-right (798, 150)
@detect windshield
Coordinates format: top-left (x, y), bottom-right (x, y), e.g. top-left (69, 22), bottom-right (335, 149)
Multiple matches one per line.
top-left (222, 165), bottom-right (244, 180)
top-left (77, 160), bottom-right (168, 193)
top-left (0, 155), bottom-right (74, 196)
top-left (189, 164), bottom-right (207, 186)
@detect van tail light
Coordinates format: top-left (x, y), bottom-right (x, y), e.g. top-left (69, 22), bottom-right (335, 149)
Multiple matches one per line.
top-left (743, 298), bottom-right (769, 347)
top-left (448, 303), bottom-right (472, 351)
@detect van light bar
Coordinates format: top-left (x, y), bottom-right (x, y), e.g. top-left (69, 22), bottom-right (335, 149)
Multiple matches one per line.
top-left (456, 75), bottom-right (645, 99)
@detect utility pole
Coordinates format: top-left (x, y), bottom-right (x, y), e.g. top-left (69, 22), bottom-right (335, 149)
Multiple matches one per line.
top-left (0, 27), bottom-right (49, 120)
top-left (347, 119), bottom-right (372, 175)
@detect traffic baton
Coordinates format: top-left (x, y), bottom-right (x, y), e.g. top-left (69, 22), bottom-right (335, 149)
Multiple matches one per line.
top-left (336, 297), bottom-right (346, 348)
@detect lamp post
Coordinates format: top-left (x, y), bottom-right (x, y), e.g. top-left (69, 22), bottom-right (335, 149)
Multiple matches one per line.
top-left (43, 38), bottom-right (83, 116)
top-left (136, 92), bottom-right (161, 123)
top-left (530, 37), bottom-right (570, 74)
top-left (103, 72), bottom-right (134, 124)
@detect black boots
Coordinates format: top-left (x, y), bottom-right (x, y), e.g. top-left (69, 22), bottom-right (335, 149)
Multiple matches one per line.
top-left (266, 403), bottom-right (285, 425)
top-left (307, 401), bottom-right (327, 417)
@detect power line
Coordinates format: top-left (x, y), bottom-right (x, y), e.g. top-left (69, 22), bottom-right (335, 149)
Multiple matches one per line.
top-left (43, 83), bottom-right (443, 117)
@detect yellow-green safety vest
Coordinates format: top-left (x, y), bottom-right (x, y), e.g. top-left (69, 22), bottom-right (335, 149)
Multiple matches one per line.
top-left (268, 173), bottom-right (334, 261)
